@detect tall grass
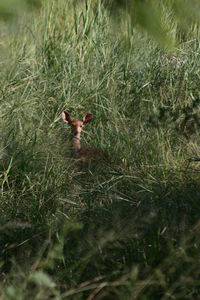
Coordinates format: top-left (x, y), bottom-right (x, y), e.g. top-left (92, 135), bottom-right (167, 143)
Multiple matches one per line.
top-left (0, 1), bottom-right (200, 299)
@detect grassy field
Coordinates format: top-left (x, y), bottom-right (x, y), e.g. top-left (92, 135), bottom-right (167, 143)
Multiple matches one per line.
top-left (0, 1), bottom-right (200, 299)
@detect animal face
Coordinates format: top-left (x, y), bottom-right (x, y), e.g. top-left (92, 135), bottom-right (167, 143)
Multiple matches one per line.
top-left (61, 111), bottom-right (93, 135)
top-left (70, 120), bottom-right (84, 134)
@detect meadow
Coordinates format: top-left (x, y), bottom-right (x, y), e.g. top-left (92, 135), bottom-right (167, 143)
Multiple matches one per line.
top-left (0, 1), bottom-right (200, 299)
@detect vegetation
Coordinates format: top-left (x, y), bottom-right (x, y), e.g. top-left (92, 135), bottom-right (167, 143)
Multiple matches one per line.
top-left (0, 0), bottom-right (200, 299)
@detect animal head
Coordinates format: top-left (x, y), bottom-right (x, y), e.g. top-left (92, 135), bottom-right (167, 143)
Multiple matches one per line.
top-left (61, 111), bottom-right (93, 135)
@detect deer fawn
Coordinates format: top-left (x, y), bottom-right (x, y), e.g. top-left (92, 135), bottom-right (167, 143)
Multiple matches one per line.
top-left (61, 111), bottom-right (108, 164)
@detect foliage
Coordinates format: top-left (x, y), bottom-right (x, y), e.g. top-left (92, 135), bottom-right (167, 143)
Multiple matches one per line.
top-left (0, 0), bottom-right (200, 299)
top-left (108, 0), bottom-right (200, 47)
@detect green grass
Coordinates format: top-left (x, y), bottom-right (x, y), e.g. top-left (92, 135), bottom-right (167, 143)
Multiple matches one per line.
top-left (0, 1), bottom-right (200, 299)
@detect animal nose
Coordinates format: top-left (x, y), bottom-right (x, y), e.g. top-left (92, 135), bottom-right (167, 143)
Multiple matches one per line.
top-left (74, 127), bottom-right (81, 134)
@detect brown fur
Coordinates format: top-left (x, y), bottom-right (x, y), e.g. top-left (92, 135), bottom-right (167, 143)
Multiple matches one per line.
top-left (61, 111), bottom-right (108, 165)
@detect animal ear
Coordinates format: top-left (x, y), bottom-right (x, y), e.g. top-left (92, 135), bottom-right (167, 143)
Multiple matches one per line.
top-left (61, 111), bottom-right (73, 124)
top-left (83, 112), bottom-right (93, 124)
